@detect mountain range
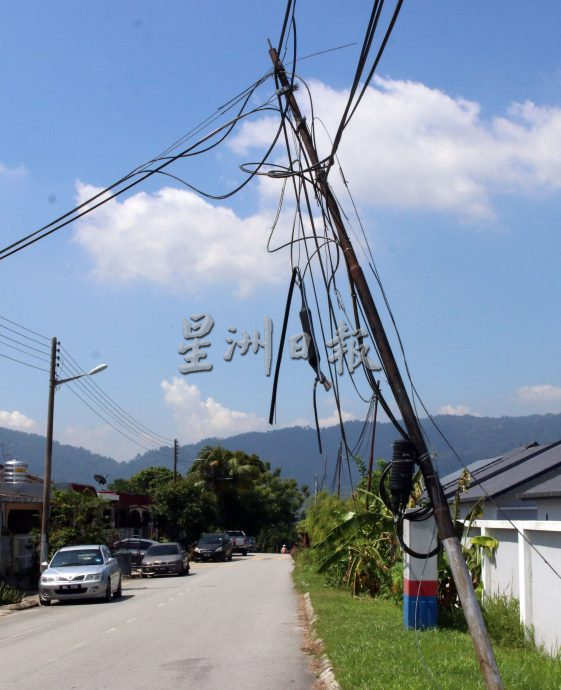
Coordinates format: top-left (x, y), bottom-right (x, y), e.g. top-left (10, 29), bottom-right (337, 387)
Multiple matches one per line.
top-left (1, 413), bottom-right (561, 493)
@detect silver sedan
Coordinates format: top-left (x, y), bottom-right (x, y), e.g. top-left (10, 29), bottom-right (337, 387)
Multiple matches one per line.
top-left (39, 544), bottom-right (122, 605)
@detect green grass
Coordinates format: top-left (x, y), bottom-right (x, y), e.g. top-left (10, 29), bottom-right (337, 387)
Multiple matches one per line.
top-left (293, 559), bottom-right (561, 690)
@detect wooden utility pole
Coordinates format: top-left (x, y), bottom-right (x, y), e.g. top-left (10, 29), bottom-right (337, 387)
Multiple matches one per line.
top-left (269, 47), bottom-right (503, 690)
top-left (173, 438), bottom-right (178, 482)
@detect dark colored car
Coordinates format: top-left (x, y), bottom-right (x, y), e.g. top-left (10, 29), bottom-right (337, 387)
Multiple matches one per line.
top-left (112, 538), bottom-right (159, 566)
top-left (140, 542), bottom-right (190, 577)
top-left (193, 532), bottom-right (233, 561)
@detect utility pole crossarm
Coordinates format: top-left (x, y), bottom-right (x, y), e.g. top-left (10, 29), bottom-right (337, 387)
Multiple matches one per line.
top-left (268, 48), bottom-right (503, 690)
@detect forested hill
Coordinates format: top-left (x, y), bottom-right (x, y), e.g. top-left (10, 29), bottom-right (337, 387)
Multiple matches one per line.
top-left (1, 413), bottom-right (560, 491)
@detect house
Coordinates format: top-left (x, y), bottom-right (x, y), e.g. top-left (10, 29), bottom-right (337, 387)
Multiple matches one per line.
top-left (438, 440), bottom-right (561, 520)
top-left (520, 474), bottom-right (561, 520)
top-left (0, 477), bottom-right (43, 535)
top-left (97, 490), bottom-right (154, 539)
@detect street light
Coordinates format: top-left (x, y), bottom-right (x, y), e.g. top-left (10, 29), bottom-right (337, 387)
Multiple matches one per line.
top-left (40, 336), bottom-right (108, 563)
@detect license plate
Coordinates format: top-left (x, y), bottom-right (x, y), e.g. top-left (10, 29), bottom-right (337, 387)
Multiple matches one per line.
top-left (61, 584), bottom-right (80, 590)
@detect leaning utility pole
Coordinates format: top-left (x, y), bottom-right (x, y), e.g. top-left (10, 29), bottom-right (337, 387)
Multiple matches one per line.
top-left (269, 47), bottom-right (503, 690)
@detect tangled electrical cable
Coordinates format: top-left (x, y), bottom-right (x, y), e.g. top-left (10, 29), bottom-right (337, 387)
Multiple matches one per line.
top-left (378, 439), bottom-right (441, 559)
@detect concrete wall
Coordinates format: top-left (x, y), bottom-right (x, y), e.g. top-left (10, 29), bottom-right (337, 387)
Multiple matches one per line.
top-left (468, 519), bottom-right (561, 655)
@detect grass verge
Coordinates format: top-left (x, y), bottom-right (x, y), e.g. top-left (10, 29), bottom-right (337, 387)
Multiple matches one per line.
top-left (293, 557), bottom-right (561, 690)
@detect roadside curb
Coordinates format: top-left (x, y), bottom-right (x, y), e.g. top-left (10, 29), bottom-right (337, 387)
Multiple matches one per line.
top-left (0, 594), bottom-right (39, 615)
top-left (301, 592), bottom-right (342, 690)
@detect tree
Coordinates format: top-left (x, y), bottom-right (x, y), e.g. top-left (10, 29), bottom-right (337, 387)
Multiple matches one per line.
top-left (151, 478), bottom-right (215, 544)
top-left (48, 488), bottom-right (109, 557)
top-left (109, 467), bottom-right (174, 495)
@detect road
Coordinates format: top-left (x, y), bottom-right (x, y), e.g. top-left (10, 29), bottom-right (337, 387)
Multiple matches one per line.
top-left (0, 554), bottom-right (316, 690)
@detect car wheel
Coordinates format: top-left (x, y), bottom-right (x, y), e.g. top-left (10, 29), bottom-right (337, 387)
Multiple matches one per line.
top-left (115, 576), bottom-right (122, 598)
top-left (39, 595), bottom-right (51, 606)
top-left (242, 550), bottom-right (247, 557)
top-left (104, 582), bottom-right (112, 602)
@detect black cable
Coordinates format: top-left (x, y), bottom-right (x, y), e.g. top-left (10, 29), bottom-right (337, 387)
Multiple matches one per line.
top-left (58, 356), bottom-right (172, 448)
top-left (0, 334), bottom-right (51, 363)
top-left (0, 351), bottom-right (49, 372)
top-left (0, 314), bottom-right (50, 342)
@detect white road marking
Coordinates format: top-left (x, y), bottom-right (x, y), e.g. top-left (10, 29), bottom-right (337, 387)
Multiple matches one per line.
top-left (105, 627), bottom-right (117, 633)
top-left (157, 603), bottom-right (165, 608)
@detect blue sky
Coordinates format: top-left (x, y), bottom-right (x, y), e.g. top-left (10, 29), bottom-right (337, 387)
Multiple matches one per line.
top-left (1, 1), bottom-right (561, 462)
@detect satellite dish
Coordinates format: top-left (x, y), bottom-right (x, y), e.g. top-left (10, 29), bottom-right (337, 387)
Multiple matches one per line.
top-left (93, 474), bottom-right (107, 487)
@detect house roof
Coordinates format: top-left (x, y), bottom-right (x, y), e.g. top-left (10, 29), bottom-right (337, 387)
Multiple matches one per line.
top-left (520, 474), bottom-right (561, 500)
top-left (0, 481), bottom-right (44, 500)
top-left (438, 440), bottom-right (561, 503)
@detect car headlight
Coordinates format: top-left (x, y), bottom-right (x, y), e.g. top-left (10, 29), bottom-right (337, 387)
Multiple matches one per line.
top-left (215, 546), bottom-right (222, 552)
top-left (84, 573), bottom-right (103, 582)
top-left (194, 547), bottom-right (200, 553)
top-left (41, 575), bottom-right (55, 583)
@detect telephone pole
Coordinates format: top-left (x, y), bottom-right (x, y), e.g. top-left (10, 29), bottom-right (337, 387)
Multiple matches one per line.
top-left (173, 438), bottom-right (178, 482)
top-left (269, 47), bottom-right (503, 690)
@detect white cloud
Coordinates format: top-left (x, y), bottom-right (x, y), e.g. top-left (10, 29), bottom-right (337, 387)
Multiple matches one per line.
top-left (318, 408), bottom-right (358, 427)
top-left (231, 77), bottom-right (561, 219)
top-left (438, 404), bottom-right (479, 417)
top-left (0, 410), bottom-right (35, 431)
top-left (161, 377), bottom-right (270, 442)
top-left (73, 184), bottom-right (285, 297)
top-left (516, 385), bottom-right (561, 405)
top-left (0, 162), bottom-right (27, 179)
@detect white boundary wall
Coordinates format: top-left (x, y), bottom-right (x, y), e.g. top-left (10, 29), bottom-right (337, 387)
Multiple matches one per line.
top-left (468, 520), bottom-right (561, 655)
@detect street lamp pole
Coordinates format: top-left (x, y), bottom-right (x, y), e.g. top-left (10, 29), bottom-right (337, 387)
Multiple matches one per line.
top-left (39, 336), bottom-right (108, 563)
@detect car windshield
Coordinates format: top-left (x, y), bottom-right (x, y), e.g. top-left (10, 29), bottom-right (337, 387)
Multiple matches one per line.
top-left (199, 535), bottom-right (222, 544)
top-left (145, 544), bottom-right (178, 556)
top-left (228, 531), bottom-right (244, 537)
top-left (51, 549), bottom-right (103, 567)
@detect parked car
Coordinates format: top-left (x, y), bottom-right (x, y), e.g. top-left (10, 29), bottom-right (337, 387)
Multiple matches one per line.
top-left (226, 530), bottom-right (248, 556)
top-left (112, 537), bottom-right (159, 566)
top-left (247, 536), bottom-right (257, 553)
top-left (140, 542), bottom-right (190, 577)
top-left (193, 532), bottom-right (233, 561)
top-left (39, 544), bottom-right (121, 606)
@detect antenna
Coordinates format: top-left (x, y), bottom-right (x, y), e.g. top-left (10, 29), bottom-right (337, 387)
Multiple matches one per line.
top-left (93, 474), bottom-right (108, 489)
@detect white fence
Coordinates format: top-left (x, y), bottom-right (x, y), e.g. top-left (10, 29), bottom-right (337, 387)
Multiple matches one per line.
top-left (468, 519), bottom-right (561, 655)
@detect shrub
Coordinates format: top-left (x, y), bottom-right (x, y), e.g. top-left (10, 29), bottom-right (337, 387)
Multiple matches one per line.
top-left (0, 583), bottom-right (24, 605)
top-left (482, 594), bottom-right (534, 650)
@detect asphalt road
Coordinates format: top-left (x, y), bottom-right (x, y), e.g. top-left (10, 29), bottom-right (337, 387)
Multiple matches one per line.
top-left (0, 554), bottom-right (316, 690)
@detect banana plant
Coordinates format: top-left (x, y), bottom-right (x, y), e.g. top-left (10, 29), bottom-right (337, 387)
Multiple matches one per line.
top-left (314, 490), bottom-right (400, 596)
